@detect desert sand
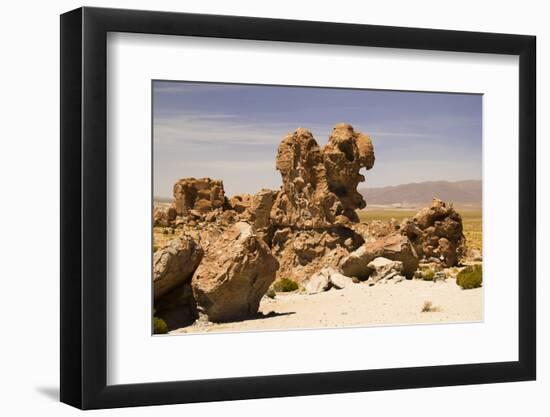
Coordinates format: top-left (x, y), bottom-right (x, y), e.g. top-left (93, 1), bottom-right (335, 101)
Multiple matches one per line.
top-left (170, 278), bottom-right (482, 335)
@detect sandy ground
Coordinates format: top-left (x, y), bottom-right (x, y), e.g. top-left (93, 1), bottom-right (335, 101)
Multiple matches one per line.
top-left (170, 278), bottom-right (483, 334)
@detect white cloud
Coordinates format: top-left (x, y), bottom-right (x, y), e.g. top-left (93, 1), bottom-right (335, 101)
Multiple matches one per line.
top-left (153, 112), bottom-right (329, 148)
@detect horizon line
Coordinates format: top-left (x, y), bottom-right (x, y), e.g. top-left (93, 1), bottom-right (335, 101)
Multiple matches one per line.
top-left (154, 178), bottom-right (482, 200)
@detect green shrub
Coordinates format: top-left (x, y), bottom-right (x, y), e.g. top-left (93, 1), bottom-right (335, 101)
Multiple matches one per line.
top-left (273, 278), bottom-right (299, 292)
top-left (456, 264), bottom-right (482, 289)
top-left (153, 316), bottom-right (168, 334)
top-left (421, 269), bottom-right (435, 281)
top-left (266, 288), bottom-right (276, 299)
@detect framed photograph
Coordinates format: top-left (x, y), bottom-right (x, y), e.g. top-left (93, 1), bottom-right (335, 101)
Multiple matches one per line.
top-left (60, 6), bottom-right (536, 409)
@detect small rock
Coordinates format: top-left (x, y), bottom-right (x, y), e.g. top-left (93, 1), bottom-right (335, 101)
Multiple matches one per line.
top-left (468, 248), bottom-right (483, 262)
top-left (433, 271), bottom-right (447, 282)
top-left (303, 269), bottom-right (331, 294)
top-left (393, 275), bottom-right (406, 283)
top-left (204, 211), bottom-right (218, 222)
top-left (367, 257), bottom-right (404, 283)
top-left (329, 271), bottom-right (355, 289)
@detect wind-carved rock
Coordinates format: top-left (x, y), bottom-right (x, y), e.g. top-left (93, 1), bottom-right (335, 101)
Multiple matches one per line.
top-left (323, 123), bottom-right (375, 223)
top-left (400, 198), bottom-right (466, 267)
top-left (339, 198), bottom-right (466, 281)
top-left (270, 128), bottom-right (339, 229)
top-left (273, 226), bottom-right (362, 283)
top-left (172, 177), bottom-right (226, 216)
top-left (270, 124), bottom-right (375, 229)
top-left (267, 124), bottom-right (375, 282)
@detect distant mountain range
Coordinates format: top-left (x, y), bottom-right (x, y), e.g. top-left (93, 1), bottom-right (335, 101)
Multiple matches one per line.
top-left (359, 180), bottom-right (482, 207)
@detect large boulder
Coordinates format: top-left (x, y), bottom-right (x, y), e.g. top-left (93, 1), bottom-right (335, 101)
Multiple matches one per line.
top-left (240, 189), bottom-right (277, 230)
top-left (172, 177), bottom-right (226, 216)
top-left (400, 198), bottom-right (466, 267)
top-left (368, 233), bottom-right (419, 278)
top-left (340, 233), bottom-right (418, 279)
top-left (153, 236), bottom-right (204, 300)
top-left (339, 245), bottom-right (374, 280)
top-left (191, 222), bottom-right (279, 322)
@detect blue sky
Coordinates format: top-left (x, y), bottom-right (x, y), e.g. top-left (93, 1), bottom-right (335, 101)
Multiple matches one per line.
top-left (153, 81), bottom-right (482, 198)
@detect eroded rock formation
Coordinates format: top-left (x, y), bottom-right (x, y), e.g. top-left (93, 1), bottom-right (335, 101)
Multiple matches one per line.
top-left (270, 128), bottom-right (339, 229)
top-left (270, 124), bottom-right (375, 229)
top-left (191, 222), bottom-right (279, 322)
top-left (264, 124), bottom-right (376, 282)
top-left (172, 178), bottom-right (226, 216)
top-left (323, 123), bottom-right (375, 222)
top-left (400, 198), bottom-right (466, 267)
top-left (273, 227), bottom-right (362, 283)
top-left (152, 122), bottom-right (472, 329)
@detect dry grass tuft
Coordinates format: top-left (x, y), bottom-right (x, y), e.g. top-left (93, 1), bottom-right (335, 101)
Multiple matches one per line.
top-left (421, 300), bottom-right (441, 313)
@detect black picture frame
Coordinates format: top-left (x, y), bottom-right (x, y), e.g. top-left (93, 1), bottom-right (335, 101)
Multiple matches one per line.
top-left (60, 6), bottom-right (536, 410)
